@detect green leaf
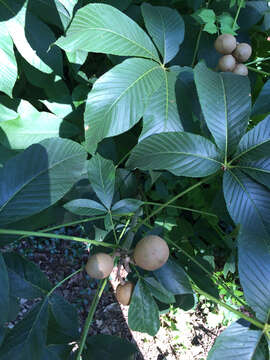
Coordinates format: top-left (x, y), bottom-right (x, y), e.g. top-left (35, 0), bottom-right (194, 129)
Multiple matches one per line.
top-left (203, 22), bottom-right (218, 34)
top-left (5, 5), bottom-right (63, 75)
top-left (143, 277), bottom-right (175, 304)
top-left (0, 102), bottom-right (18, 122)
top-left (238, 229), bottom-right (270, 323)
top-left (127, 132), bottom-right (223, 177)
top-left (141, 3), bottom-right (185, 64)
top-left (208, 319), bottom-right (264, 360)
top-left (87, 154), bottom-right (115, 209)
top-left (0, 300), bottom-right (49, 360)
top-left (55, 3), bottom-right (159, 61)
top-left (153, 258), bottom-right (193, 295)
top-left (0, 100), bottom-right (78, 150)
top-left (47, 294), bottom-right (79, 344)
top-left (3, 252), bottom-right (52, 299)
top-left (217, 12), bottom-right (239, 35)
top-left (63, 199), bottom-right (107, 216)
top-left (111, 199), bottom-right (142, 215)
top-left (194, 62), bottom-right (251, 158)
top-left (139, 67), bottom-right (183, 141)
top-left (0, 254), bottom-right (9, 327)
top-left (84, 334), bottom-right (137, 360)
top-left (240, 158), bottom-right (270, 190)
top-left (252, 80), bottom-right (270, 116)
top-left (84, 58), bottom-right (163, 154)
top-left (223, 169), bottom-right (270, 238)
top-left (193, 9), bottom-right (216, 24)
top-left (233, 116), bottom-right (270, 163)
top-left (128, 279), bottom-right (160, 336)
top-left (0, 23), bottom-right (17, 97)
top-left (0, 138), bottom-right (87, 225)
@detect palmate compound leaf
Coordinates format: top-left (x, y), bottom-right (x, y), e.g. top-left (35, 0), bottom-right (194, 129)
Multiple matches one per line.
top-left (207, 319), bottom-right (265, 360)
top-left (128, 278), bottom-right (160, 336)
top-left (233, 116), bottom-right (270, 163)
top-left (0, 100), bottom-right (79, 150)
top-left (141, 3), bottom-right (185, 64)
top-left (87, 154), bottom-right (115, 209)
top-left (127, 132), bottom-right (223, 177)
top-left (238, 229), bottom-right (270, 323)
top-left (223, 169), bottom-right (270, 240)
top-left (0, 138), bottom-right (87, 226)
top-left (0, 23), bottom-right (17, 97)
top-left (0, 300), bottom-right (49, 360)
top-left (194, 62), bottom-right (251, 160)
top-left (55, 3), bottom-right (159, 61)
top-left (84, 58), bottom-right (164, 154)
top-left (139, 66), bottom-right (183, 141)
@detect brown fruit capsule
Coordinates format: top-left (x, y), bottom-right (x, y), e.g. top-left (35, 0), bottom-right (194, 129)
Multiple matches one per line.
top-left (233, 64), bottom-right (248, 76)
top-left (214, 34), bottom-right (237, 54)
top-left (116, 282), bottom-right (134, 306)
top-left (232, 43), bottom-right (252, 62)
top-left (218, 55), bottom-right (236, 72)
top-left (133, 235), bottom-right (169, 271)
top-left (85, 253), bottom-right (114, 279)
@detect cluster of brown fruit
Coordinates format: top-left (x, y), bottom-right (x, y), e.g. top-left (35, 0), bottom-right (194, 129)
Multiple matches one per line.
top-left (214, 34), bottom-right (252, 76)
top-left (85, 235), bottom-right (169, 306)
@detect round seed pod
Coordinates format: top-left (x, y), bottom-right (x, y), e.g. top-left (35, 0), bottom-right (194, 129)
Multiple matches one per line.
top-left (214, 34), bottom-right (237, 54)
top-left (232, 43), bottom-right (252, 63)
top-left (133, 235), bottom-right (169, 271)
top-left (85, 253), bottom-right (114, 279)
top-left (218, 55), bottom-right (236, 72)
top-left (116, 282), bottom-right (134, 306)
top-left (233, 63), bottom-right (248, 76)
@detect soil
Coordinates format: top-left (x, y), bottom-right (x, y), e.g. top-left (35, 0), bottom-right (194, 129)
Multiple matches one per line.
top-left (5, 227), bottom-right (225, 360)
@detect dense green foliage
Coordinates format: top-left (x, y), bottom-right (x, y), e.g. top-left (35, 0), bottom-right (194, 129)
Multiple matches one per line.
top-left (0, 0), bottom-right (270, 359)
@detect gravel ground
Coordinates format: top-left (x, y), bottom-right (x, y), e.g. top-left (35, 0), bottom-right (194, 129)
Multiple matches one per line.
top-left (6, 227), bottom-right (225, 359)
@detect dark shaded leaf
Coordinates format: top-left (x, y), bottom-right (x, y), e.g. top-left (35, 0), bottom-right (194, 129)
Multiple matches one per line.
top-left (0, 138), bottom-right (87, 225)
top-left (87, 154), bottom-right (115, 209)
top-left (238, 229), bottom-right (270, 323)
top-left (3, 252), bottom-right (52, 299)
top-left (128, 279), bottom-right (160, 336)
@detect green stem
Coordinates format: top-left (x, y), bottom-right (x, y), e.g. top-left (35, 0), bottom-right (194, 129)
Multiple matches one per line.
top-left (134, 175), bottom-right (216, 232)
top-left (192, 27), bottom-right (203, 68)
top-left (76, 279), bottom-right (107, 360)
top-left (0, 229), bottom-right (118, 249)
top-left (143, 201), bottom-right (218, 218)
top-left (108, 210), bottom-right (118, 244)
top-left (247, 66), bottom-right (270, 77)
top-left (233, 0), bottom-right (244, 30)
top-left (194, 285), bottom-right (265, 330)
top-left (246, 56), bottom-right (270, 66)
top-left (47, 268), bottom-right (83, 297)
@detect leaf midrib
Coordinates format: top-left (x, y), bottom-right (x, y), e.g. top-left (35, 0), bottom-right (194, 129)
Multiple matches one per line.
top-left (232, 138), bottom-right (270, 163)
top-left (104, 64), bottom-right (162, 116)
top-left (139, 150), bottom-right (223, 165)
top-left (70, 26), bottom-right (159, 61)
